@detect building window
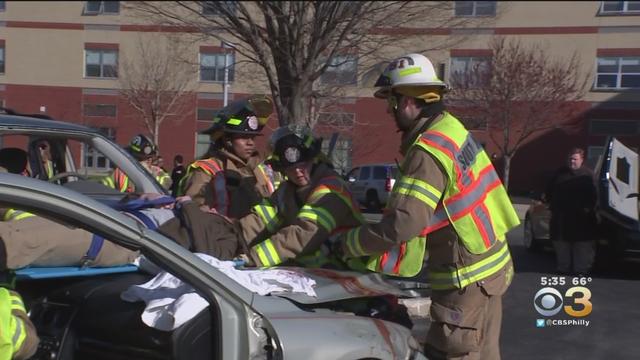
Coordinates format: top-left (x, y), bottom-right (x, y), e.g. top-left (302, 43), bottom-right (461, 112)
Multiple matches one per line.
top-left (321, 137), bottom-right (352, 175)
top-left (0, 47), bottom-right (4, 74)
top-left (589, 119), bottom-right (639, 135)
top-left (455, 1), bottom-right (497, 16)
top-left (84, 1), bottom-right (120, 15)
top-left (321, 55), bottom-right (358, 86)
top-left (595, 57), bottom-right (640, 89)
top-left (317, 112), bottom-right (355, 127)
top-left (84, 127), bottom-right (116, 169)
top-left (599, 1), bottom-right (640, 14)
top-left (200, 52), bottom-right (234, 82)
top-left (196, 133), bottom-right (211, 158)
top-left (0, 2), bottom-right (5, 12)
top-left (197, 107), bottom-right (219, 121)
top-left (83, 103), bottom-right (117, 117)
top-left (450, 56), bottom-right (490, 88)
top-left (85, 49), bottom-right (118, 78)
top-left (202, 1), bottom-right (237, 15)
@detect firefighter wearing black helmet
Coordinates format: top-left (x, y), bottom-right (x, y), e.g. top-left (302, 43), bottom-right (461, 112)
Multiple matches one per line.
top-left (177, 95), bottom-right (279, 218)
top-left (102, 134), bottom-right (171, 192)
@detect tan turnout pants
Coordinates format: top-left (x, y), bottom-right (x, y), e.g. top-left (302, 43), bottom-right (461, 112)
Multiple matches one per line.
top-left (0, 216), bottom-right (138, 269)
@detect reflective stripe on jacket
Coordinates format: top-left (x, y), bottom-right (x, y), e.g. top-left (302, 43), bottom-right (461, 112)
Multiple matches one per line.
top-left (0, 288), bottom-right (28, 360)
top-left (243, 163), bottom-right (363, 268)
top-left (344, 112), bottom-right (519, 283)
top-left (3, 209), bottom-right (36, 222)
top-left (178, 158), bottom-right (228, 214)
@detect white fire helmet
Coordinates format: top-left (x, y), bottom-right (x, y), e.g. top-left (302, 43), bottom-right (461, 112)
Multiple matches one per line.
top-left (374, 53), bottom-right (449, 99)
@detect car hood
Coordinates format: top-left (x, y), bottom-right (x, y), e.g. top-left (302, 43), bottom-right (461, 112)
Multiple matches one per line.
top-left (268, 267), bottom-right (411, 304)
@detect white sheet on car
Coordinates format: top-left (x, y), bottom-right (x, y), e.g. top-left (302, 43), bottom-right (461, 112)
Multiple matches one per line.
top-left (121, 253), bottom-right (317, 331)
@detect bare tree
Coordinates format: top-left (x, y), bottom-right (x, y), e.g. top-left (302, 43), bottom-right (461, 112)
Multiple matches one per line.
top-left (119, 34), bottom-right (198, 146)
top-left (126, 1), bottom-right (477, 127)
top-left (447, 37), bottom-right (589, 190)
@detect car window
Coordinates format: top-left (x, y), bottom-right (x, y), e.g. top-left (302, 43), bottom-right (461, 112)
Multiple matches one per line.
top-left (373, 166), bottom-right (387, 180)
top-left (359, 166), bottom-right (370, 180)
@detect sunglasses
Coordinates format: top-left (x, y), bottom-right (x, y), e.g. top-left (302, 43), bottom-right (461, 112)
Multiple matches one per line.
top-left (38, 144), bottom-right (48, 150)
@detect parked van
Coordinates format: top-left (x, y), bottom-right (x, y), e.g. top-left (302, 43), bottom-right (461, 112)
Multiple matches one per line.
top-left (346, 163), bottom-right (398, 211)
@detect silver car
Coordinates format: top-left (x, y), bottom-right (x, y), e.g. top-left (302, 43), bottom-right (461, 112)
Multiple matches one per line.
top-left (2, 174), bottom-right (426, 360)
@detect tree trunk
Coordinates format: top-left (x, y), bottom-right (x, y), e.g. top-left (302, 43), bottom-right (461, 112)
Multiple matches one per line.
top-left (153, 120), bottom-right (160, 148)
top-left (276, 77), bottom-right (311, 126)
top-left (502, 154), bottom-right (511, 192)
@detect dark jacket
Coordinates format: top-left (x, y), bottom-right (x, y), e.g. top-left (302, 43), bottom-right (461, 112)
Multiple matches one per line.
top-left (546, 166), bottom-right (597, 242)
top-left (157, 202), bottom-right (247, 260)
top-left (170, 164), bottom-right (185, 197)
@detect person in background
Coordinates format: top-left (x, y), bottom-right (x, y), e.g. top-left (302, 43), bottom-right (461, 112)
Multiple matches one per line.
top-left (154, 155), bottom-right (168, 173)
top-left (176, 95), bottom-right (277, 218)
top-left (545, 147), bottom-right (597, 276)
top-left (102, 134), bottom-right (172, 192)
top-left (170, 154), bottom-right (186, 197)
top-left (33, 139), bottom-right (54, 180)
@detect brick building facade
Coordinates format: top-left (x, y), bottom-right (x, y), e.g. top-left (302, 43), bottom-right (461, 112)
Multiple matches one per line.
top-left (0, 1), bottom-right (638, 193)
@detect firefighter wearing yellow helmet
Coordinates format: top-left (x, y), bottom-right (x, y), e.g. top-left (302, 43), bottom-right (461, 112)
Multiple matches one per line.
top-left (335, 53), bottom-right (520, 359)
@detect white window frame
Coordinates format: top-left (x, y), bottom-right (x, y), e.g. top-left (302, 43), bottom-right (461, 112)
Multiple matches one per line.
top-left (199, 52), bottom-right (234, 82)
top-left (595, 56), bottom-right (640, 90)
top-left (599, 1), bottom-right (640, 14)
top-left (84, 49), bottom-right (118, 79)
top-left (83, 1), bottom-right (120, 15)
top-left (455, 1), bottom-right (497, 17)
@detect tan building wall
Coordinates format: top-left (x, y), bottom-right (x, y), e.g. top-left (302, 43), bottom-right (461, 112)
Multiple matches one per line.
top-left (0, 0), bottom-right (637, 192)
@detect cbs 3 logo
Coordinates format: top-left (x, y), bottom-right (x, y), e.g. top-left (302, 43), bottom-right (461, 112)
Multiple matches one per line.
top-left (533, 286), bottom-right (592, 317)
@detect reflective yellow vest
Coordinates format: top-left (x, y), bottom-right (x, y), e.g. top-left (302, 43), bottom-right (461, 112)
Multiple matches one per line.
top-left (101, 168), bottom-right (133, 193)
top-left (0, 288), bottom-right (28, 360)
top-left (356, 112), bottom-right (519, 284)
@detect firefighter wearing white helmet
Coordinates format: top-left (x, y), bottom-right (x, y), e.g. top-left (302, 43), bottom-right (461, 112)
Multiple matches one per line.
top-left (335, 53), bottom-right (520, 359)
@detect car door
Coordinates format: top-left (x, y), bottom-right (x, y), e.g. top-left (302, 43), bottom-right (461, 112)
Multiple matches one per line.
top-left (597, 136), bottom-right (639, 224)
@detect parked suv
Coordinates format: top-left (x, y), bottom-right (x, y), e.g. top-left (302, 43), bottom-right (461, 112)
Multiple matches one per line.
top-left (347, 163), bottom-right (398, 211)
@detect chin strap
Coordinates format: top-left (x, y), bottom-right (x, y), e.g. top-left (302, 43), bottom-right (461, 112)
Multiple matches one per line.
top-left (400, 101), bottom-right (446, 155)
top-left (418, 100), bottom-right (445, 120)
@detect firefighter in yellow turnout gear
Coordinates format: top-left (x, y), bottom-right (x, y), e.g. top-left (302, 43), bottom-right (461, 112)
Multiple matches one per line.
top-left (0, 287), bottom-right (39, 360)
top-left (240, 126), bottom-right (363, 268)
top-left (335, 53), bottom-right (520, 360)
top-left (177, 96), bottom-right (279, 218)
top-left (101, 134), bottom-right (172, 192)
